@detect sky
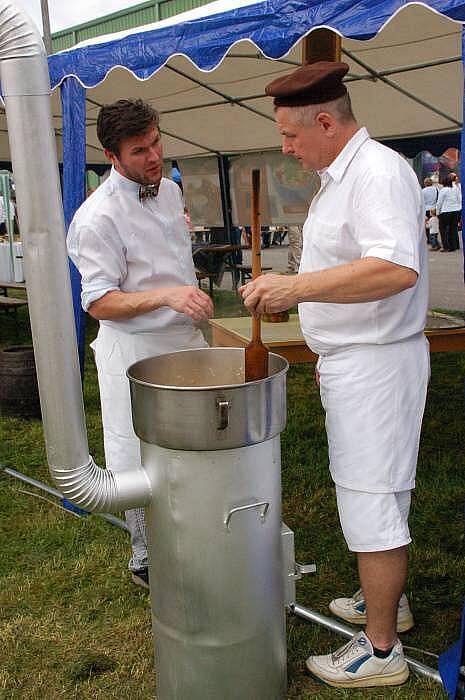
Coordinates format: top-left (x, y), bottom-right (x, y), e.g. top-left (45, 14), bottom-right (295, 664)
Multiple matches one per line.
top-left (15, 0), bottom-right (145, 33)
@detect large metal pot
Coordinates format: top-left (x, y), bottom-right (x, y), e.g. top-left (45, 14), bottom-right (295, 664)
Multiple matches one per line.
top-left (127, 347), bottom-right (289, 699)
top-left (128, 347), bottom-right (288, 450)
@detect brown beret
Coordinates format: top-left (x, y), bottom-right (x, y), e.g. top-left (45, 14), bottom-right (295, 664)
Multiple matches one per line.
top-left (265, 61), bottom-right (349, 107)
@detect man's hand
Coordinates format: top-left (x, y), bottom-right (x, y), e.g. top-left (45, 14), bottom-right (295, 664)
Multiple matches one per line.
top-left (164, 285), bottom-right (214, 321)
top-left (239, 274), bottom-right (298, 315)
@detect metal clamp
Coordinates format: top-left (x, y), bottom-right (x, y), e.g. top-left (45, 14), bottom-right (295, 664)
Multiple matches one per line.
top-left (216, 397), bottom-right (230, 430)
top-left (224, 501), bottom-right (269, 531)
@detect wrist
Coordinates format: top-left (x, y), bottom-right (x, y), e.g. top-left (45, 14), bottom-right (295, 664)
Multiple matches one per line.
top-left (292, 273), bottom-right (307, 304)
top-left (152, 287), bottom-right (167, 309)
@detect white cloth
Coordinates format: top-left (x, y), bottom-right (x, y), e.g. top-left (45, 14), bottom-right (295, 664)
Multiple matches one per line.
top-left (93, 323), bottom-right (207, 572)
top-left (318, 334), bottom-right (429, 492)
top-left (437, 185), bottom-right (461, 214)
top-left (298, 127), bottom-right (428, 357)
top-left (335, 486), bottom-right (411, 552)
top-left (92, 324), bottom-right (207, 473)
top-left (67, 167), bottom-right (197, 333)
top-left (422, 184), bottom-right (439, 211)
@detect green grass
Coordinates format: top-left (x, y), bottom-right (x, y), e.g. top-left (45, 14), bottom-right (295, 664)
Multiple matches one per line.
top-left (1, 294), bottom-right (465, 699)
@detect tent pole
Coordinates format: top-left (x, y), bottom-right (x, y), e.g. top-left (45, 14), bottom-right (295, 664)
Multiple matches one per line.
top-left (461, 28), bottom-right (465, 286)
top-left (60, 77), bottom-right (87, 376)
top-left (218, 155), bottom-right (232, 242)
top-left (302, 29), bottom-right (341, 64)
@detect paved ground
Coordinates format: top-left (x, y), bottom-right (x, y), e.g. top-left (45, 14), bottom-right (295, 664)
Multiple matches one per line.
top-left (222, 242), bottom-right (465, 315)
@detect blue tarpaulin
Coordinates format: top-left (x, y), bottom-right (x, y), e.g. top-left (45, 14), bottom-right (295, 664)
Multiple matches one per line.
top-left (48, 0), bottom-right (465, 89)
top-left (439, 599), bottom-right (465, 698)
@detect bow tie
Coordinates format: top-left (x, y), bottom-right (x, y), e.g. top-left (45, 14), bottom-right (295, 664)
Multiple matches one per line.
top-left (139, 184), bottom-right (159, 201)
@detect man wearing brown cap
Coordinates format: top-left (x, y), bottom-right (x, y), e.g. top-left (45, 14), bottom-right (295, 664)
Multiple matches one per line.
top-left (240, 61), bottom-right (429, 689)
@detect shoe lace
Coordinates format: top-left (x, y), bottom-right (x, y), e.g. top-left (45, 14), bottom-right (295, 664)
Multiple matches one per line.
top-left (332, 636), bottom-right (365, 664)
top-left (351, 588), bottom-right (364, 604)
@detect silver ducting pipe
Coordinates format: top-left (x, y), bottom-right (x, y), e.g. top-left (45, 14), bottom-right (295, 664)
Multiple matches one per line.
top-left (0, 1), bottom-right (151, 511)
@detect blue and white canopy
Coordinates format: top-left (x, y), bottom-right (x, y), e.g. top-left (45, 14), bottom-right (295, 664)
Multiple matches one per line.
top-left (47, 0), bottom-right (465, 163)
top-left (43, 0), bottom-right (465, 361)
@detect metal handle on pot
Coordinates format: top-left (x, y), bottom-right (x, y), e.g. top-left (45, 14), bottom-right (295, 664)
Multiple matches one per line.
top-left (224, 501), bottom-right (270, 531)
top-left (216, 397), bottom-right (230, 430)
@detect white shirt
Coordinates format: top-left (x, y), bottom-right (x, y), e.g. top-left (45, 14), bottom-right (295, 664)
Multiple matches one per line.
top-left (298, 127), bottom-right (428, 356)
top-left (422, 184), bottom-right (439, 211)
top-left (67, 167), bottom-right (197, 333)
top-left (437, 184), bottom-right (461, 214)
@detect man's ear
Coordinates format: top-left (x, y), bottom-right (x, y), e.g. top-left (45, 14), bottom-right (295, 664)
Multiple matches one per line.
top-left (104, 148), bottom-right (118, 166)
top-left (315, 111), bottom-right (336, 136)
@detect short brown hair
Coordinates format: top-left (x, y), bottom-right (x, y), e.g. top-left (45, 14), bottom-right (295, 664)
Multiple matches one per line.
top-left (97, 99), bottom-right (160, 156)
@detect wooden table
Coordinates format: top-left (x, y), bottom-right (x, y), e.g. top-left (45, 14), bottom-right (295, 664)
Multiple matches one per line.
top-left (0, 280), bottom-right (26, 296)
top-left (210, 314), bottom-right (465, 363)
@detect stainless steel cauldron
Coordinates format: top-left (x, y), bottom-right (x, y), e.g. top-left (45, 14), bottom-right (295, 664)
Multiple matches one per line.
top-left (128, 346), bottom-right (288, 450)
top-left (127, 347), bottom-right (289, 699)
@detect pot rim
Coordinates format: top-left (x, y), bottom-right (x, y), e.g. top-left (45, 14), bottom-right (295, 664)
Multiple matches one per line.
top-left (127, 347), bottom-right (289, 392)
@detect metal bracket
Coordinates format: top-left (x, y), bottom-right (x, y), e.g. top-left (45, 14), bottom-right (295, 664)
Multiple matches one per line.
top-left (294, 562), bottom-right (316, 579)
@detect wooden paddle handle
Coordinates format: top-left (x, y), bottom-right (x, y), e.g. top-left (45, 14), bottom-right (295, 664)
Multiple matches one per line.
top-left (251, 169), bottom-right (261, 280)
top-left (251, 169), bottom-right (261, 342)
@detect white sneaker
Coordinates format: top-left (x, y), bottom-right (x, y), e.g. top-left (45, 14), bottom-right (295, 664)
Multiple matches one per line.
top-left (329, 588), bottom-right (414, 633)
top-left (306, 631), bottom-right (409, 688)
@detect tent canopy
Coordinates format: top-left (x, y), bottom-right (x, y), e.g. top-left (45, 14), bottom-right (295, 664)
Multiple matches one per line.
top-left (45, 0), bottom-right (464, 164)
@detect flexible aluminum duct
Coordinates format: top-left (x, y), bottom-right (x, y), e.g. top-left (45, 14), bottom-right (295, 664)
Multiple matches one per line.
top-left (0, 0), bottom-right (151, 511)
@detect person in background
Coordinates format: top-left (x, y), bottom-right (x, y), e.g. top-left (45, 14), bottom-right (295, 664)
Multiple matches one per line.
top-left (67, 99), bottom-right (213, 589)
top-left (421, 177), bottom-right (439, 244)
top-left (241, 61), bottom-right (429, 690)
top-left (426, 208), bottom-right (440, 250)
top-left (437, 173), bottom-right (461, 251)
top-left (287, 224), bottom-right (303, 272)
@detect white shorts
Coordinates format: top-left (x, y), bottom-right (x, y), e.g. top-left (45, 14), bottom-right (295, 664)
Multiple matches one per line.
top-left (336, 485), bottom-right (411, 552)
top-left (318, 334), bottom-right (430, 493)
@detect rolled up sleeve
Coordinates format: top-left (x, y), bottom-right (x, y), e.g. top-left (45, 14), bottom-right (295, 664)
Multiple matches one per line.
top-left (67, 221), bottom-right (127, 312)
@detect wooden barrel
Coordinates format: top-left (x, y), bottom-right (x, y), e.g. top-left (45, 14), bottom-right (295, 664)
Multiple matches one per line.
top-left (0, 345), bottom-right (41, 419)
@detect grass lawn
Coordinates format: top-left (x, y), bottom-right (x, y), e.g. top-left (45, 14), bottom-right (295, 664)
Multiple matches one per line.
top-left (1, 291), bottom-right (465, 699)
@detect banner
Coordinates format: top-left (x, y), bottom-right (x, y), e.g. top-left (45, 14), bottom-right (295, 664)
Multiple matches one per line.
top-left (230, 151), bottom-right (318, 226)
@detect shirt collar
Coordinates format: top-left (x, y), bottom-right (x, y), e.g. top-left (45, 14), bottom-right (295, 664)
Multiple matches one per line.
top-left (319, 127), bottom-right (370, 184)
top-left (109, 166), bottom-right (143, 197)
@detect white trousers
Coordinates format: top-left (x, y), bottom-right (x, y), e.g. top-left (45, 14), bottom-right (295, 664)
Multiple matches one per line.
top-left (92, 323), bottom-right (208, 570)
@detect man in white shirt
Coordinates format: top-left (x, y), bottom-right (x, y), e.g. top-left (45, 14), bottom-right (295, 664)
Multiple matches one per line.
top-left (68, 99), bottom-right (213, 589)
top-left (240, 62), bottom-right (429, 689)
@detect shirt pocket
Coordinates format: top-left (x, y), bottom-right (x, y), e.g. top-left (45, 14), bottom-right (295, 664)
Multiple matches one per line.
top-left (311, 218), bottom-right (359, 262)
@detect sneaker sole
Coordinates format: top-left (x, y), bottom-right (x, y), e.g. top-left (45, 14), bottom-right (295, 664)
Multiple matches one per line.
top-left (306, 659), bottom-right (409, 688)
top-left (328, 603), bottom-right (414, 633)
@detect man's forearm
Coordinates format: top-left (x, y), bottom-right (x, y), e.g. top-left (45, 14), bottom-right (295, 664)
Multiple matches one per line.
top-left (294, 257), bottom-right (418, 304)
top-left (88, 289), bottom-right (167, 320)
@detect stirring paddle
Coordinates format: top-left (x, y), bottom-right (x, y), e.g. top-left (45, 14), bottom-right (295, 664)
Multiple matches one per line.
top-left (245, 169), bottom-right (269, 382)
